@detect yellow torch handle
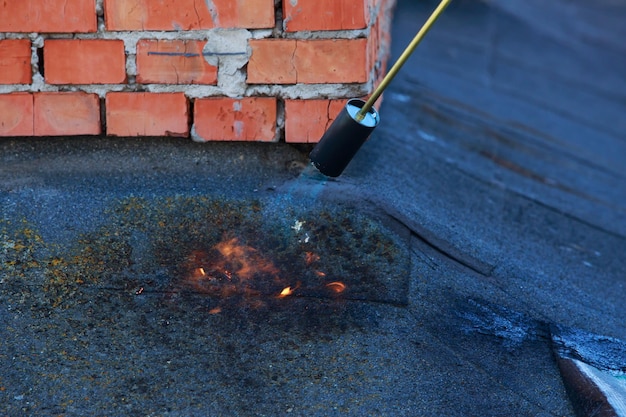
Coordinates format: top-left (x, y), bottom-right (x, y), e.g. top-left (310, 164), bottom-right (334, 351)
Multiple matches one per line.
top-left (356, 0), bottom-right (453, 122)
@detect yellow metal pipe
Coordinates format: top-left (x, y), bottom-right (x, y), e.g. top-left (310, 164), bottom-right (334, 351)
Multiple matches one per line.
top-left (356, 0), bottom-right (453, 122)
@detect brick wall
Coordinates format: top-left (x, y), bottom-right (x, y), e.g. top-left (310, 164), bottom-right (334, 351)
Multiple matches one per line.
top-left (0, 0), bottom-right (395, 142)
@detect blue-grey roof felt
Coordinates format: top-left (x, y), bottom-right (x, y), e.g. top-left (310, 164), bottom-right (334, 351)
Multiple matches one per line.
top-left (1, 0), bottom-right (625, 415)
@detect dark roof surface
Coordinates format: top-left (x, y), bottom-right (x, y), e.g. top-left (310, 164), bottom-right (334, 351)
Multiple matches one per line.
top-left (1, 0), bottom-right (625, 415)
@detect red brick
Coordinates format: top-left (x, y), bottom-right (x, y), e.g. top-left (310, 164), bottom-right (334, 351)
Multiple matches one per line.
top-left (34, 92), bottom-right (100, 136)
top-left (44, 40), bottom-right (126, 85)
top-left (283, 0), bottom-right (368, 31)
top-left (136, 40), bottom-right (217, 85)
top-left (0, 40), bottom-right (32, 84)
top-left (104, 0), bottom-right (274, 30)
top-left (194, 97), bottom-right (276, 141)
top-left (248, 39), bottom-right (369, 84)
top-left (368, 17), bottom-right (381, 82)
top-left (297, 39), bottom-right (369, 84)
top-left (247, 40), bottom-right (296, 84)
top-left (106, 92), bottom-right (189, 137)
top-left (0, 93), bottom-right (34, 136)
top-left (369, 0), bottom-right (393, 99)
top-left (284, 99), bottom-right (346, 143)
top-left (0, 0), bottom-right (96, 33)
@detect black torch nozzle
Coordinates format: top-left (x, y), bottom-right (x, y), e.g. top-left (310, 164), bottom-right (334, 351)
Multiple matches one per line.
top-left (308, 0), bottom-right (453, 177)
top-left (309, 99), bottom-right (380, 177)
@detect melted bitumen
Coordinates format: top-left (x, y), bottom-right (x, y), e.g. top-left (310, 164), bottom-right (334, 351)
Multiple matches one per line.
top-left (551, 325), bottom-right (626, 375)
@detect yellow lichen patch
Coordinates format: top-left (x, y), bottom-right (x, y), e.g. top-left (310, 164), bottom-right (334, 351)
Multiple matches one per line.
top-left (1, 220), bottom-right (45, 274)
top-left (0, 218), bottom-right (133, 308)
top-left (50, 257), bottom-right (65, 267)
top-left (43, 237), bottom-right (131, 308)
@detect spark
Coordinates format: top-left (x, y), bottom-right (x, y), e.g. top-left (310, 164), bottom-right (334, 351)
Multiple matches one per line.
top-left (291, 220), bottom-right (305, 232)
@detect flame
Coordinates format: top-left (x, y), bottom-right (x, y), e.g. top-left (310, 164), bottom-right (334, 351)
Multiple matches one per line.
top-left (179, 238), bottom-right (348, 307)
top-left (188, 266), bottom-right (207, 281)
top-left (277, 282), bottom-right (301, 298)
top-left (326, 281), bottom-right (346, 293)
top-left (305, 251), bottom-right (320, 265)
top-left (214, 238), bottom-right (279, 280)
top-left (182, 238), bottom-right (280, 299)
top-left (278, 286), bottom-right (293, 298)
top-left (305, 252), bottom-right (327, 278)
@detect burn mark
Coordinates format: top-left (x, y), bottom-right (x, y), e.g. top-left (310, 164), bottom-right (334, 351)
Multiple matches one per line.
top-left (150, 197), bottom-right (409, 313)
top-left (3, 196), bottom-right (408, 339)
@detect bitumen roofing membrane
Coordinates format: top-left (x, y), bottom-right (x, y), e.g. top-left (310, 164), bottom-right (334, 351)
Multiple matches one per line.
top-left (1, 0), bottom-right (625, 415)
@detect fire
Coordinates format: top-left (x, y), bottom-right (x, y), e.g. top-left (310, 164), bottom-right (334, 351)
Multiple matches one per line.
top-left (190, 267), bottom-right (206, 280)
top-left (177, 237), bottom-right (347, 308)
top-left (305, 251), bottom-right (320, 265)
top-left (213, 238), bottom-right (279, 279)
top-left (277, 282), bottom-right (300, 298)
top-left (325, 281), bottom-right (346, 293)
top-left (278, 286), bottom-right (293, 298)
top-left (305, 252), bottom-right (327, 278)
top-left (181, 238), bottom-right (280, 299)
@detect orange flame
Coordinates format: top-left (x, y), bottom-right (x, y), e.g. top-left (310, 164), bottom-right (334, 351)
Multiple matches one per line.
top-left (278, 282), bottom-right (301, 298)
top-left (181, 238), bottom-right (347, 307)
top-left (214, 238), bottom-right (279, 280)
top-left (278, 286), bottom-right (293, 298)
top-left (326, 281), bottom-right (346, 293)
top-left (182, 238), bottom-right (281, 298)
top-left (305, 251), bottom-right (320, 265)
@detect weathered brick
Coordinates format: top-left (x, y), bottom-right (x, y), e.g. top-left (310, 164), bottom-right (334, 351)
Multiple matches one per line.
top-left (0, 93), bottom-right (34, 136)
top-left (284, 99), bottom-right (347, 143)
top-left (247, 40), bottom-right (278, 85)
top-left (283, 0), bottom-right (368, 32)
top-left (0, 0), bottom-right (96, 33)
top-left (296, 39), bottom-right (369, 84)
top-left (194, 97), bottom-right (276, 141)
top-left (104, 0), bottom-right (274, 30)
top-left (368, 16), bottom-right (381, 82)
top-left (0, 40), bottom-right (32, 84)
top-left (34, 92), bottom-right (101, 136)
top-left (136, 40), bottom-right (217, 85)
top-left (44, 40), bottom-right (126, 85)
top-left (248, 39), bottom-right (369, 84)
top-left (369, 0), bottom-right (393, 97)
top-left (106, 92), bottom-right (189, 137)
top-left (247, 39), bottom-right (296, 84)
